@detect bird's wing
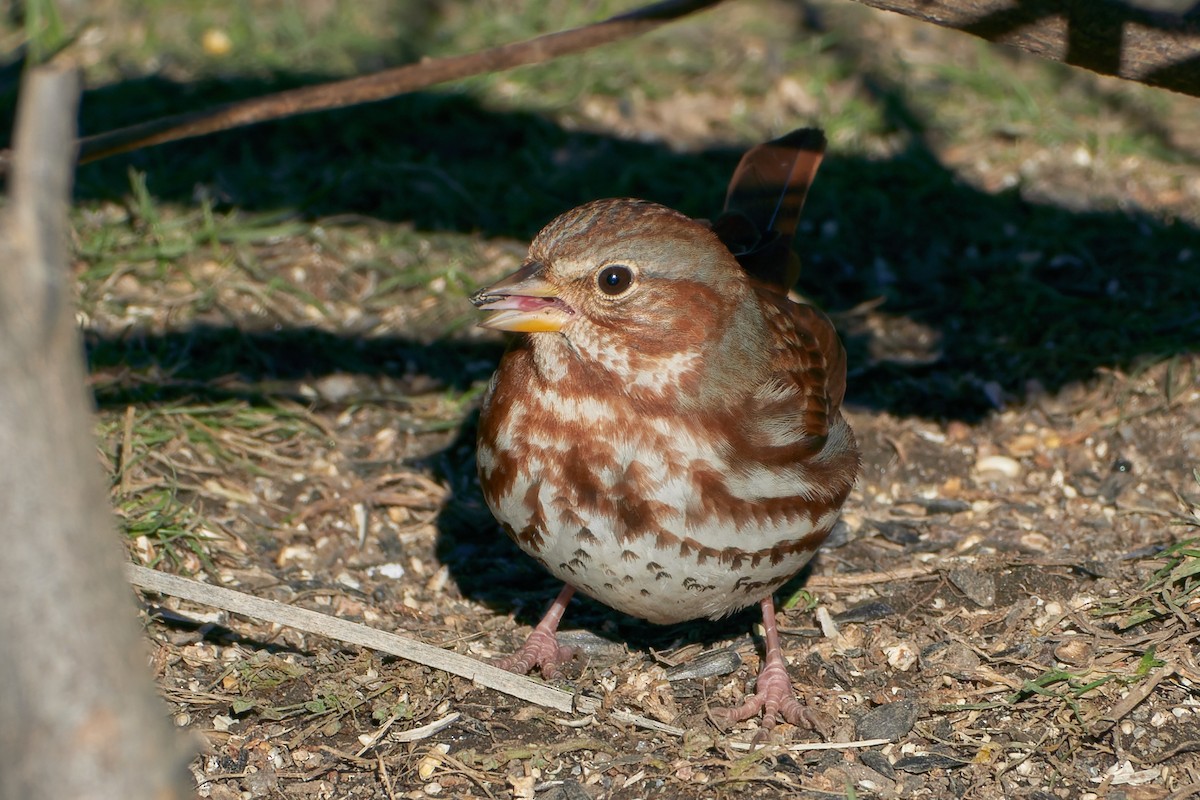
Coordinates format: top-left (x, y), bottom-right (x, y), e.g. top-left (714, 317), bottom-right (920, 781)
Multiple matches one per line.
top-left (741, 291), bottom-right (847, 461)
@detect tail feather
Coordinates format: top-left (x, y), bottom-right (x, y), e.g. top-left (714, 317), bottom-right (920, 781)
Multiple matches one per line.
top-left (711, 128), bottom-right (826, 292)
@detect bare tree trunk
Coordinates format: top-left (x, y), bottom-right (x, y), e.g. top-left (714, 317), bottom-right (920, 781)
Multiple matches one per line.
top-left (852, 0), bottom-right (1200, 97)
top-left (0, 66), bottom-right (190, 800)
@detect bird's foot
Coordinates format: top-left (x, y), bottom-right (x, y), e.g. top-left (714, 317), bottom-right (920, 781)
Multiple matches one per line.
top-left (712, 595), bottom-right (833, 736)
top-left (496, 627), bottom-right (577, 680)
top-left (713, 657), bottom-right (830, 735)
top-left (496, 584), bottom-right (577, 680)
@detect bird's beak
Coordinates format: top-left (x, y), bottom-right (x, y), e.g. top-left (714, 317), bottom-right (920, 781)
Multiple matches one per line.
top-left (470, 262), bottom-right (573, 333)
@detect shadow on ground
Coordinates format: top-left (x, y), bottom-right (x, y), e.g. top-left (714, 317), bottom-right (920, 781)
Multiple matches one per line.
top-left (70, 75), bottom-right (1200, 417)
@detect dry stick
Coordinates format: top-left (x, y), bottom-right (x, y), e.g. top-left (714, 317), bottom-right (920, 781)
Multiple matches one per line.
top-left (126, 563), bottom-right (600, 715)
top-left (805, 564), bottom-right (939, 589)
top-left (1089, 663), bottom-right (1177, 737)
top-left (74, 0), bottom-right (724, 165)
top-left (128, 565), bottom-right (894, 751)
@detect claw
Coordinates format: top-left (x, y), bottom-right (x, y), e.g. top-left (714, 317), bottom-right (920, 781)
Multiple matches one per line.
top-left (496, 584), bottom-right (577, 679)
top-left (714, 596), bottom-right (831, 736)
top-left (496, 626), bottom-right (577, 679)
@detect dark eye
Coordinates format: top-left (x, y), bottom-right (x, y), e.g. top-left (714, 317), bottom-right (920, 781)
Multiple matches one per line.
top-left (597, 265), bottom-right (634, 296)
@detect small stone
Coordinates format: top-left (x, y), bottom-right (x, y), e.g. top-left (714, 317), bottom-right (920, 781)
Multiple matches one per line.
top-left (946, 421), bottom-right (972, 443)
top-left (242, 766), bottom-right (277, 798)
top-left (832, 601), bottom-right (897, 625)
top-left (538, 780), bottom-right (591, 800)
top-left (975, 455), bottom-right (1022, 479)
top-left (664, 648), bottom-right (741, 681)
top-left (883, 642), bottom-right (918, 671)
top-left (948, 568), bottom-right (997, 607)
top-left (1055, 639), bottom-right (1093, 666)
top-left (856, 698), bottom-right (918, 741)
top-left (313, 374), bottom-right (360, 403)
top-left (201, 28), bottom-right (233, 56)
top-left (921, 641), bottom-right (981, 678)
top-left (1007, 434), bottom-right (1040, 456)
top-left (1019, 532), bottom-right (1053, 553)
top-left (370, 562), bottom-right (407, 580)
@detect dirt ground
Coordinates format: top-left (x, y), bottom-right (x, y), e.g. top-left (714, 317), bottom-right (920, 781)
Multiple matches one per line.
top-left (35, 0), bottom-right (1200, 797)
top-left (120, 354), bottom-right (1200, 800)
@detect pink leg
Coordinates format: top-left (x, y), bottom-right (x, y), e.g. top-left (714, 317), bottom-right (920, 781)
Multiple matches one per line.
top-left (716, 596), bottom-right (828, 732)
top-left (497, 584), bottom-right (577, 679)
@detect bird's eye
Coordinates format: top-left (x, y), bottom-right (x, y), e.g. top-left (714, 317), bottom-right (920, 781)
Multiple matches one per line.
top-left (597, 264), bottom-right (634, 296)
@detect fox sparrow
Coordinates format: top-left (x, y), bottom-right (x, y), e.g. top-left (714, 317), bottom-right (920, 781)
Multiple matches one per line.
top-left (470, 129), bottom-right (861, 730)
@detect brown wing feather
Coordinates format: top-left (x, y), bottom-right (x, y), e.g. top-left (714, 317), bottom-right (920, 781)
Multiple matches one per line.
top-left (711, 128), bottom-right (826, 292)
top-left (752, 288), bottom-right (846, 449)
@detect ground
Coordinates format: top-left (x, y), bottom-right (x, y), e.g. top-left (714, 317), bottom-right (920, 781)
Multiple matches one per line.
top-left (6, 0), bottom-right (1200, 797)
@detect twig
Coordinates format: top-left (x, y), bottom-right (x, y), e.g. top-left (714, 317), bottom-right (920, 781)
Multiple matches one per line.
top-left (377, 755), bottom-right (398, 800)
top-left (390, 712), bottom-right (462, 744)
top-left (57, 0), bottom-right (724, 166)
top-left (805, 564), bottom-right (939, 589)
top-left (126, 564), bottom-right (602, 716)
top-left (119, 404), bottom-right (136, 495)
top-left (724, 737), bottom-right (889, 752)
top-left (1088, 663), bottom-right (1176, 737)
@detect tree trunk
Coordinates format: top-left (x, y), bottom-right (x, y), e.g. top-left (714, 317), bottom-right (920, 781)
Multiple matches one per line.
top-left (0, 66), bottom-right (190, 800)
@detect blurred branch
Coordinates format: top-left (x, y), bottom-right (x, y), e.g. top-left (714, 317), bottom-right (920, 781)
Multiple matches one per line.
top-left (69, 0), bottom-right (724, 165)
top-left (852, 0), bottom-right (1200, 96)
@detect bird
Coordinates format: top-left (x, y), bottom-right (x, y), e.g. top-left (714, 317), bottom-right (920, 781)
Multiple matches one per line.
top-left (469, 129), bottom-right (860, 730)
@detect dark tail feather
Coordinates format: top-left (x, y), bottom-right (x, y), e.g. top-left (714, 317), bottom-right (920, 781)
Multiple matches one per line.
top-left (711, 128), bottom-right (826, 292)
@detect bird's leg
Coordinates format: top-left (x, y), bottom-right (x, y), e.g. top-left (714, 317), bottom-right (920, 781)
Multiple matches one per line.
top-left (715, 596), bottom-right (830, 734)
top-left (497, 584), bottom-right (578, 679)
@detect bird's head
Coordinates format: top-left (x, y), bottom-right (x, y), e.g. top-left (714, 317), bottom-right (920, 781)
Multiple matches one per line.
top-left (471, 199), bottom-right (765, 394)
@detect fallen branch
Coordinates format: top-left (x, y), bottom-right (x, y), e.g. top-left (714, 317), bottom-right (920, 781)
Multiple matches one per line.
top-left (128, 564), bottom-right (907, 748)
top-left (126, 563), bottom-right (600, 715)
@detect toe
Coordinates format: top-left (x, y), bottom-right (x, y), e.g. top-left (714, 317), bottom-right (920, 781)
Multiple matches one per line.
top-left (497, 629), bottom-right (575, 678)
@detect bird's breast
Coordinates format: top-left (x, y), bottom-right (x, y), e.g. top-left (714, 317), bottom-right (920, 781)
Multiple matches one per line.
top-left (476, 361), bottom-right (845, 623)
